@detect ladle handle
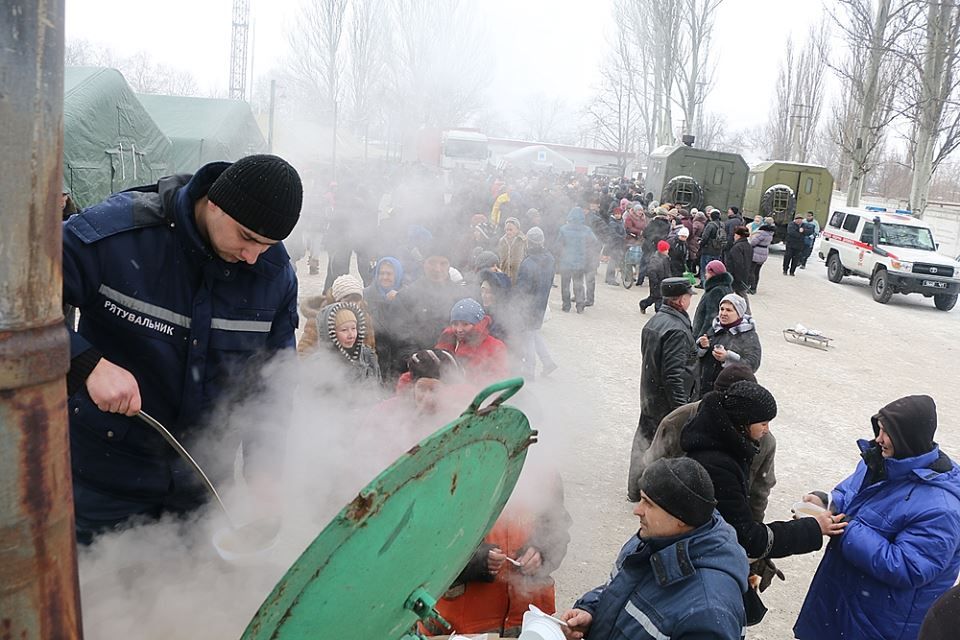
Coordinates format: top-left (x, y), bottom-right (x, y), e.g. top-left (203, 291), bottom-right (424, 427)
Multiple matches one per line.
top-left (467, 377), bottom-right (524, 415)
top-left (136, 411), bottom-right (234, 527)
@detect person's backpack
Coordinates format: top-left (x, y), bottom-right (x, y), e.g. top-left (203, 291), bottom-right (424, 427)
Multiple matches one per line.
top-left (704, 221), bottom-right (725, 255)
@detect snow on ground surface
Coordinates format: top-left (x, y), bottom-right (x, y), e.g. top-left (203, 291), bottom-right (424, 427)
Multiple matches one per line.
top-left (298, 248), bottom-right (959, 638)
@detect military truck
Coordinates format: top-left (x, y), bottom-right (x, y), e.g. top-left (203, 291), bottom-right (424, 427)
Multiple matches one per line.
top-left (645, 138), bottom-right (749, 211)
top-left (742, 161), bottom-right (834, 241)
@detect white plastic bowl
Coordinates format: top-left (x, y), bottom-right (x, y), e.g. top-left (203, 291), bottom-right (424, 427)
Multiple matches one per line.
top-left (211, 519), bottom-right (280, 566)
top-left (791, 500), bottom-right (827, 519)
top-left (519, 605), bottom-right (566, 640)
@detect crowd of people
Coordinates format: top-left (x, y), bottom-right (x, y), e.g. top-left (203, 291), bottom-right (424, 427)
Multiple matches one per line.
top-left (60, 154), bottom-right (960, 640)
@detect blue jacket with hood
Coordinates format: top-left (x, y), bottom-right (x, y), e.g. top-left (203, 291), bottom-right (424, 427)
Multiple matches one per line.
top-left (556, 207), bottom-right (598, 271)
top-left (574, 512), bottom-right (748, 640)
top-left (795, 396), bottom-right (960, 640)
top-left (62, 162), bottom-right (298, 505)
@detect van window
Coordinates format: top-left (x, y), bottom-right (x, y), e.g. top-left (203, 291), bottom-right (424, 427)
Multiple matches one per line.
top-left (859, 225), bottom-right (874, 245)
top-left (748, 174), bottom-right (757, 188)
top-left (804, 177), bottom-right (814, 194)
top-left (713, 167), bottom-right (724, 184)
top-left (828, 211), bottom-right (844, 228)
top-left (842, 214), bottom-right (861, 233)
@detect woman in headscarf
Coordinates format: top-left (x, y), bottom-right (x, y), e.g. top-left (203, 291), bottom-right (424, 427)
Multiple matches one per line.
top-left (695, 293), bottom-right (761, 396)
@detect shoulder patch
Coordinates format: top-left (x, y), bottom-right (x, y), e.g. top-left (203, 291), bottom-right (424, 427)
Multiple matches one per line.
top-left (65, 191), bottom-right (168, 245)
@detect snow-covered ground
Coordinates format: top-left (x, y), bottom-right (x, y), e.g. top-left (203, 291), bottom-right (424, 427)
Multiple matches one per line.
top-left (297, 247), bottom-right (959, 638)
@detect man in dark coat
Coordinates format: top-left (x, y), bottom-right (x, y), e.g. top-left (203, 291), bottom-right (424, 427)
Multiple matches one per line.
top-left (698, 210), bottom-right (725, 287)
top-left (723, 206), bottom-right (744, 259)
top-left (627, 278), bottom-right (698, 501)
top-left (515, 227), bottom-right (558, 378)
top-left (389, 244), bottom-right (463, 367)
top-left (562, 458), bottom-right (748, 640)
top-left (63, 155), bottom-right (303, 543)
top-left (636, 215), bottom-right (671, 286)
top-left (725, 225), bottom-right (754, 302)
top-left (638, 240), bottom-right (671, 314)
top-left (783, 214), bottom-right (807, 276)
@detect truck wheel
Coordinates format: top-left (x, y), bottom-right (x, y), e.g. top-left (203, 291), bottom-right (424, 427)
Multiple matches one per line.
top-left (760, 184), bottom-right (797, 225)
top-left (827, 253), bottom-right (844, 283)
top-left (661, 177), bottom-right (704, 210)
top-left (871, 269), bottom-right (893, 304)
top-left (934, 293), bottom-right (958, 311)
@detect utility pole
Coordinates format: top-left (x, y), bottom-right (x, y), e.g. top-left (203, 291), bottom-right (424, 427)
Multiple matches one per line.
top-left (1, 1), bottom-right (82, 637)
top-left (229, 0), bottom-right (250, 100)
top-left (789, 103), bottom-right (810, 162)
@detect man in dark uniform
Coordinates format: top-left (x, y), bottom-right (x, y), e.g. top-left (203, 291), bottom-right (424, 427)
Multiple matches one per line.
top-left (62, 154), bottom-right (303, 543)
top-left (627, 277), bottom-right (698, 501)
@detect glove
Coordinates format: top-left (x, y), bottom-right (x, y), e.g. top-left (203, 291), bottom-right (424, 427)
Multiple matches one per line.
top-left (751, 558), bottom-right (785, 593)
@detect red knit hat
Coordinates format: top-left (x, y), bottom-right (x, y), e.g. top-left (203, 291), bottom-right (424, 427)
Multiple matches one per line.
top-left (657, 240), bottom-right (670, 252)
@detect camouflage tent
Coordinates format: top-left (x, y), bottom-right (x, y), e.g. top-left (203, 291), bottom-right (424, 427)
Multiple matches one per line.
top-left (137, 94), bottom-right (267, 173)
top-left (64, 67), bottom-right (173, 208)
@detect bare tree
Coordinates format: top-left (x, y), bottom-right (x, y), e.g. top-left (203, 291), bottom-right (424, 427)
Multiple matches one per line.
top-left (831, 0), bottom-right (920, 206)
top-left (345, 0), bottom-right (385, 150)
top-left (388, 0), bottom-right (492, 129)
top-left (697, 111), bottom-right (727, 150)
top-left (519, 94), bottom-right (575, 144)
top-left (904, 0), bottom-right (960, 214)
top-left (614, 0), bottom-right (683, 157)
top-left (584, 62), bottom-right (644, 173)
top-left (287, 0), bottom-right (348, 116)
top-left (763, 20), bottom-right (830, 162)
top-left (674, 0), bottom-right (723, 141)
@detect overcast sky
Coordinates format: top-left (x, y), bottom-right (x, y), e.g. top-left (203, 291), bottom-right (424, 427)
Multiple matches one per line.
top-left (66, 0), bottom-right (830, 136)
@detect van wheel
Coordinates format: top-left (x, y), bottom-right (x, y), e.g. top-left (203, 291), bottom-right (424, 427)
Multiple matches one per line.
top-left (934, 293), bottom-right (958, 311)
top-left (872, 269), bottom-right (893, 304)
top-left (827, 253), bottom-right (844, 283)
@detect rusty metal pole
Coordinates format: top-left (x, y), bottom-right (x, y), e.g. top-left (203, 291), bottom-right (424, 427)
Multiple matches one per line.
top-left (0, 1), bottom-right (82, 638)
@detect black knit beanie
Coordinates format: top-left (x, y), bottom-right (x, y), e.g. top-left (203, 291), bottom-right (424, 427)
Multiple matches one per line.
top-left (871, 395), bottom-right (937, 459)
top-left (639, 458), bottom-right (717, 527)
top-left (722, 381), bottom-right (778, 427)
top-left (714, 363), bottom-right (757, 393)
top-left (207, 154), bottom-right (303, 241)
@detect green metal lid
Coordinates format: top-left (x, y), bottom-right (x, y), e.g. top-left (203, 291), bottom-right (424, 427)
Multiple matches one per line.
top-left (242, 378), bottom-right (535, 640)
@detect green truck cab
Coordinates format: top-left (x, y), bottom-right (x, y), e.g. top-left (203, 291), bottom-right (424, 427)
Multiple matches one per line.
top-left (645, 140), bottom-right (748, 211)
top-left (742, 161), bottom-right (834, 241)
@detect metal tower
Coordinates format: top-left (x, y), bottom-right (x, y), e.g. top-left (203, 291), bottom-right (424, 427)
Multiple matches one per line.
top-left (229, 0), bottom-right (250, 100)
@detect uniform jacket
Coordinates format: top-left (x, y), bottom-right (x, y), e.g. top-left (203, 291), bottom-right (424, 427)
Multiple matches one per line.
top-left (639, 304), bottom-right (697, 428)
top-left (692, 272), bottom-right (734, 338)
top-left (435, 316), bottom-right (509, 385)
top-left (641, 399), bottom-right (777, 521)
top-left (681, 393), bottom-right (823, 561)
top-left (63, 164), bottom-right (297, 495)
top-left (556, 207), bottom-right (598, 272)
top-left (795, 442), bottom-right (960, 640)
top-left (697, 316), bottom-right (762, 395)
top-left (574, 514), bottom-right (748, 640)
top-left (515, 248), bottom-right (556, 330)
top-left (749, 226), bottom-right (775, 264)
top-left (725, 238), bottom-right (754, 291)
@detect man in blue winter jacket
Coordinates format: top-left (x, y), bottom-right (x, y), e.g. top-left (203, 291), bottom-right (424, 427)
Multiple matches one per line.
top-left (794, 395), bottom-right (960, 640)
top-left (560, 457), bottom-right (748, 640)
top-left (62, 154), bottom-right (303, 543)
